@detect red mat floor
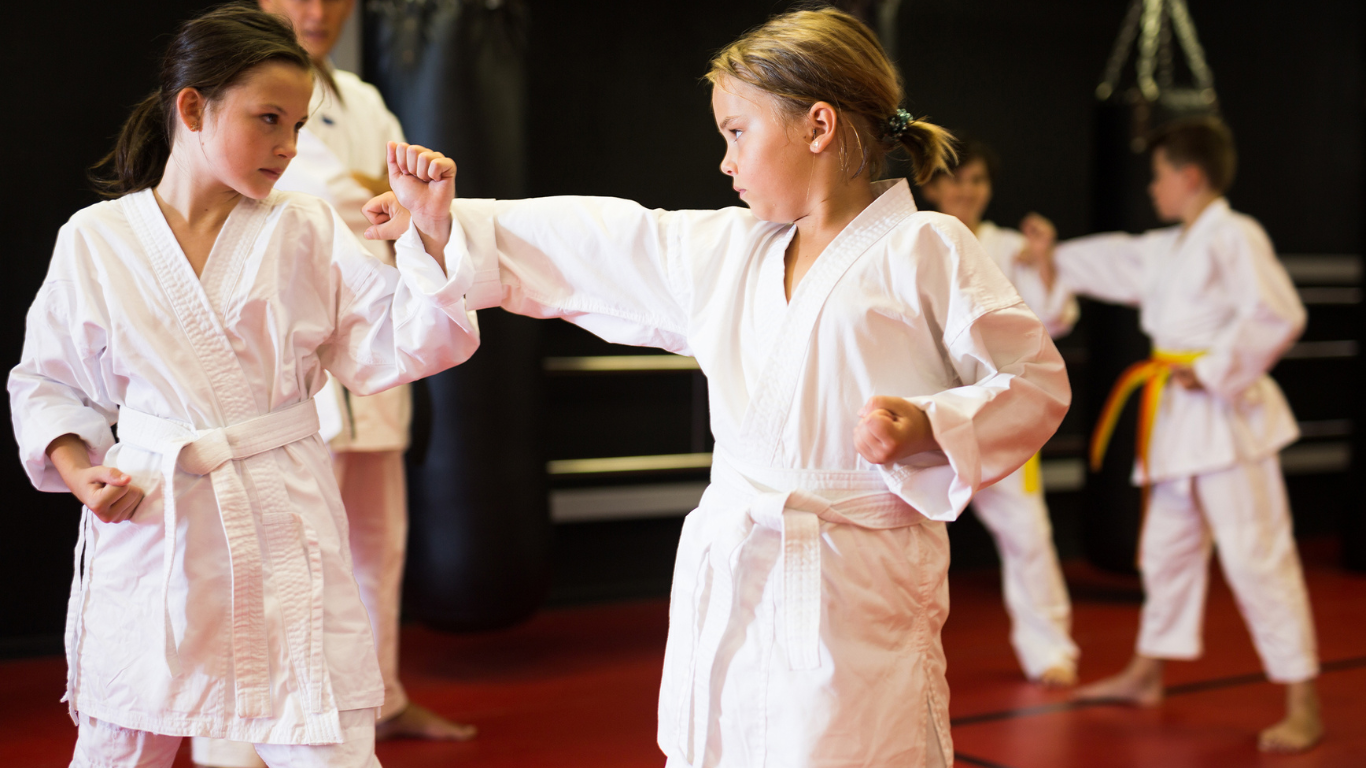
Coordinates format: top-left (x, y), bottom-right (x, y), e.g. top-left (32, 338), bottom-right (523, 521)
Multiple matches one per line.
top-left (3, 543), bottom-right (1364, 767)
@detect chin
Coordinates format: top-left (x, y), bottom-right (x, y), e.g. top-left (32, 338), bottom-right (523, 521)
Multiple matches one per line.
top-left (746, 201), bottom-right (796, 224)
top-left (237, 180), bottom-right (278, 201)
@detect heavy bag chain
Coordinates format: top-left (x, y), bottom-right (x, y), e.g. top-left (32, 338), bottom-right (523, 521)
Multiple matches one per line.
top-left (1095, 0), bottom-right (1219, 151)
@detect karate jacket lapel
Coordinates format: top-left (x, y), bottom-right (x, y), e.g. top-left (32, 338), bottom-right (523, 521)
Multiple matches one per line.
top-left (121, 190), bottom-right (335, 723)
top-left (738, 180), bottom-right (918, 464)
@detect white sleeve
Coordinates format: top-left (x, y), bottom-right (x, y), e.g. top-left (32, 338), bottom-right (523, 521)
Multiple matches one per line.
top-left (318, 205), bottom-right (481, 395)
top-left (1055, 230), bottom-right (1154, 307)
top-left (878, 224), bottom-right (1072, 521)
top-left (1191, 223), bottom-right (1306, 399)
top-left (450, 196), bottom-right (700, 355)
top-left (7, 227), bottom-right (118, 491)
top-left (1011, 262), bottom-right (1080, 338)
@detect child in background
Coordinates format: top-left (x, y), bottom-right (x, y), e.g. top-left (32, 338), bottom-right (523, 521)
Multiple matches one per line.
top-left (919, 139), bottom-right (1081, 686)
top-left (9, 6), bottom-right (473, 766)
top-left (1020, 116), bottom-right (1323, 752)
top-left (366, 8), bottom-right (1070, 766)
top-left (192, 0), bottom-right (474, 764)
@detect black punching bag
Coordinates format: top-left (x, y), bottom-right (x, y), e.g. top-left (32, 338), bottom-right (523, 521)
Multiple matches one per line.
top-left (1083, 0), bottom-right (1219, 573)
top-left (1081, 98), bottom-right (1157, 575)
top-left (365, 0), bottom-right (550, 630)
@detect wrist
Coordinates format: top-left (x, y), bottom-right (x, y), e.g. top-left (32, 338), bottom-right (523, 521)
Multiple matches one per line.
top-left (46, 434), bottom-right (92, 489)
top-left (412, 213), bottom-right (452, 242)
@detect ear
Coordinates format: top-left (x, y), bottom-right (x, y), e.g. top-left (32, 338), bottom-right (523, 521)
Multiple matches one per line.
top-left (174, 87), bottom-right (206, 134)
top-left (1183, 163), bottom-right (1212, 194)
top-left (805, 101), bottom-right (839, 153)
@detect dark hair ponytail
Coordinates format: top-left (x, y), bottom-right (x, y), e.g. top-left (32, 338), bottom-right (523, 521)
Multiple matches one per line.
top-left (90, 3), bottom-right (312, 198)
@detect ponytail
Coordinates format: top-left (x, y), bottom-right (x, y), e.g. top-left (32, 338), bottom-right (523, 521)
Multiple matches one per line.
top-left (87, 4), bottom-right (312, 198)
top-left (90, 94), bottom-right (173, 198)
top-left (897, 120), bottom-right (957, 186)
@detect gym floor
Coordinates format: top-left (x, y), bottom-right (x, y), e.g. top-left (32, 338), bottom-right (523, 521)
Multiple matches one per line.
top-left (3, 539), bottom-right (1363, 767)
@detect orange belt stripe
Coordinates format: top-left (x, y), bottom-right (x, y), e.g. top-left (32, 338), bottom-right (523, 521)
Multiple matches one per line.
top-left (1089, 350), bottom-right (1205, 480)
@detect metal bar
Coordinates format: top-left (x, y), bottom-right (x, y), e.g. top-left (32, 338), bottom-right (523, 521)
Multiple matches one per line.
top-left (1297, 420), bottom-right (1352, 439)
top-left (1281, 340), bottom-right (1358, 360)
top-left (1280, 441), bottom-right (1351, 475)
top-left (550, 481), bottom-right (708, 523)
top-left (1280, 254), bottom-right (1361, 285)
top-left (1298, 287), bottom-right (1361, 305)
top-left (543, 355), bottom-right (701, 373)
top-left (547, 452), bottom-right (713, 476)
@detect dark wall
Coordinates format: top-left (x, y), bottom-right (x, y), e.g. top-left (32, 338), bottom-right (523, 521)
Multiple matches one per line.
top-left (522, 0), bottom-right (1363, 249)
top-left (0, 1), bottom-right (1360, 650)
top-left (0, 2), bottom-right (218, 656)
top-left (897, 0), bottom-right (1363, 251)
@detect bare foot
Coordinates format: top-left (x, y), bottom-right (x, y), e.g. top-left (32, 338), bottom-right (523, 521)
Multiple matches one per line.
top-left (1259, 716), bottom-right (1323, 753)
top-left (1074, 655), bottom-right (1163, 707)
top-left (1258, 680), bottom-right (1323, 753)
top-left (1037, 664), bottom-right (1078, 688)
top-left (375, 703), bottom-right (477, 742)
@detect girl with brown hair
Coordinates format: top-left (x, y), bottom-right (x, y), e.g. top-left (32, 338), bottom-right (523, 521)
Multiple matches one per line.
top-left (9, 4), bottom-right (475, 765)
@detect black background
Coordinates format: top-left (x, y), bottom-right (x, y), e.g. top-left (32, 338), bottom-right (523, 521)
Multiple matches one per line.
top-left (1, 1), bottom-right (1361, 651)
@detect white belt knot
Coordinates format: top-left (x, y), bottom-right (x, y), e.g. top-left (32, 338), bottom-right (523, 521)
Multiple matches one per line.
top-left (112, 400), bottom-right (323, 719)
top-left (710, 449), bottom-right (926, 671)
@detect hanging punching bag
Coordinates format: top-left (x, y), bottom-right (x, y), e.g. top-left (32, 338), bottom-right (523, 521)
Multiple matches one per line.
top-left (1084, 0), bottom-right (1219, 573)
top-left (364, 0), bottom-right (550, 630)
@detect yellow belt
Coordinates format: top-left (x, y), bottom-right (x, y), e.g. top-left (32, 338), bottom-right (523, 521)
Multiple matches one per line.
top-left (1089, 350), bottom-right (1205, 481)
top-left (1022, 453), bottom-right (1042, 494)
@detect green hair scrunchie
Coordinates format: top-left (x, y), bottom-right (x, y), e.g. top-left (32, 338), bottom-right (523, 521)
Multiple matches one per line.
top-left (886, 108), bottom-right (914, 139)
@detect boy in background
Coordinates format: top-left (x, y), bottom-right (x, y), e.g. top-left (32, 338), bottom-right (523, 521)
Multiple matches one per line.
top-left (1021, 116), bottom-right (1322, 753)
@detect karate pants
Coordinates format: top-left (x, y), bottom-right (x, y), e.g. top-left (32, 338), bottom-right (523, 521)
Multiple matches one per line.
top-left (192, 451), bottom-right (409, 768)
top-left (72, 711), bottom-right (380, 768)
top-left (970, 464), bottom-right (1079, 679)
top-left (1137, 456), bottom-right (1319, 683)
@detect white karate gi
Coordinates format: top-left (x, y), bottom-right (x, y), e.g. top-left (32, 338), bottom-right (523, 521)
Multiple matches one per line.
top-left (8, 189), bottom-right (480, 758)
top-left (966, 221), bottom-right (1080, 679)
top-left (450, 180), bottom-right (1071, 767)
top-left (1055, 197), bottom-right (1318, 682)
top-left (192, 65), bottom-right (415, 768)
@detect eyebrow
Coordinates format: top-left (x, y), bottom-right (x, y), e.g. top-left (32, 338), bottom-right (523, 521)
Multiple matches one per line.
top-left (718, 116), bottom-right (739, 131)
top-left (263, 103), bottom-right (308, 125)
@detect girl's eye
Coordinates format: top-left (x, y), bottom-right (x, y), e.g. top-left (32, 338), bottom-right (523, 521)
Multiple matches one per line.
top-left (262, 113), bottom-right (279, 125)
top-left (731, 130), bottom-right (743, 140)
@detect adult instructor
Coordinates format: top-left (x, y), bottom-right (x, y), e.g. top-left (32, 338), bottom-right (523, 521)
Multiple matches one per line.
top-left (193, 1), bottom-right (476, 765)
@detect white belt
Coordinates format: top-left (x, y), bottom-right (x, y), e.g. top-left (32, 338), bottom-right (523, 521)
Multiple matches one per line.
top-left (710, 448), bottom-right (926, 668)
top-left (680, 449), bottom-right (926, 762)
top-left (114, 399), bottom-right (322, 719)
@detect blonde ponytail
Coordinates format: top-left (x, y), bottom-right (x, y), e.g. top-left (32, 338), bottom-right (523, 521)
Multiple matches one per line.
top-left (898, 120), bottom-right (957, 185)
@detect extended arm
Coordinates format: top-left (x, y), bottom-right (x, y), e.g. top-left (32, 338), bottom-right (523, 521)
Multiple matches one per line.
top-left (1020, 212), bottom-right (1149, 307)
top-left (321, 143), bottom-right (480, 394)
top-left (367, 185), bottom-right (708, 354)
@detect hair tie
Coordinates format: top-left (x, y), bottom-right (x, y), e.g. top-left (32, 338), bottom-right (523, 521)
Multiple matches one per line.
top-left (886, 108), bottom-right (914, 139)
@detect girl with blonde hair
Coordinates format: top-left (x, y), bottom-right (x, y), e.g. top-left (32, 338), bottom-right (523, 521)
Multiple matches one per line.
top-left (371, 7), bottom-right (1071, 766)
